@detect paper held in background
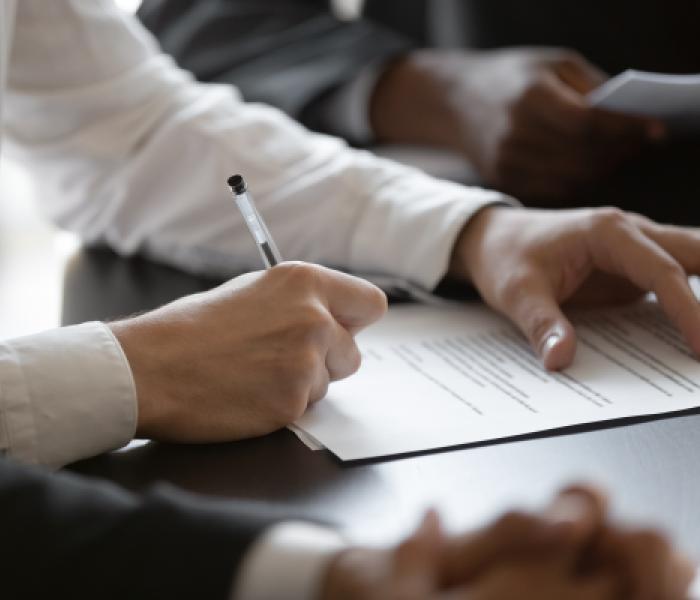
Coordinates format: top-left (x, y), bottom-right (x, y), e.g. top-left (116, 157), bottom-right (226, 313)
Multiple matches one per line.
top-left (589, 69), bottom-right (700, 132)
top-left (292, 301), bottom-right (700, 461)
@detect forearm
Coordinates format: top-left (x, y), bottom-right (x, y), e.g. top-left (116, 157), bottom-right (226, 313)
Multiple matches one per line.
top-left (371, 52), bottom-right (464, 151)
top-left (7, 0), bottom-right (513, 292)
top-left (0, 458), bottom-right (266, 599)
top-left (369, 49), bottom-right (483, 155)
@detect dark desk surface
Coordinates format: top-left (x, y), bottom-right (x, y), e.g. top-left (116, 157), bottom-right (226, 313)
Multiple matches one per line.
top-left (64, 249), bottom-right (700, 553)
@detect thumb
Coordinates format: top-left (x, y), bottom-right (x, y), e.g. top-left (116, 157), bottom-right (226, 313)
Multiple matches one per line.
top-left (544, 485), bottom-right (609, 572)
top-left (390, 510), bottom-right (444, 595)
top-left (499, 272), bottom-right (577, 370)
top-left (553, 54), bottom-right (607, 94)
top-left (546, 485), bottom-right (608, 544)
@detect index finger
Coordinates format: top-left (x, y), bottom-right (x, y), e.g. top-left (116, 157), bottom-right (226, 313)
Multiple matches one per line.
top-left (587, 215), bottom-right (700, 355)
top-left (629, 217), bottom-right (700, 274)
top-left (315, 265), bottom-right (388, 333)
top-left (441, 486), bottom-right (606, 587)
top-left (553, 53), bottom-right (608, 94)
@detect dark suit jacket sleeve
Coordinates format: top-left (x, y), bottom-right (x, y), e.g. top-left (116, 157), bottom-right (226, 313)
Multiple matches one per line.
top-left (0, 457), bottom-right (273, 600)
top-left (137, 0), bottom-right (414, 122)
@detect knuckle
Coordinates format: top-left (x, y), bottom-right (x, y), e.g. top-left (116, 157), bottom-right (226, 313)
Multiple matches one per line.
top-left (627, 211), bottom-right (654, 229)
top-left (493, 511), bottom-right (534, 535)
top-left (277, 261), bottom-right (322, 288)
top-left (554, 48), bottom-right (586, 67)
top-left (345, 344), bottom-right (363, 377)
top-left (496, 269), bottom-right (532, 308)
top-left (590, 207), bottom-right (628, 232)
top-left (659, 262), bottom-right (686, 288)
top-left (295, 304), bottom-right (334, 340)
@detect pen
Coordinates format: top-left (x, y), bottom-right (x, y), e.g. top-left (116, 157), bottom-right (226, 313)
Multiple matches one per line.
top-left (227, 174), bottom-right (283, 268)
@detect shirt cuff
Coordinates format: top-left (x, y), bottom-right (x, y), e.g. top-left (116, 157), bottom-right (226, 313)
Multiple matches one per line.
top-left (232, 522), bottom-right (346, 600)
top-left (313, 62), bottom-right (386, 146)
top-left (349, 165), bottom-right (520, 292)
top-left (0, 322), bottom-right (137, 468)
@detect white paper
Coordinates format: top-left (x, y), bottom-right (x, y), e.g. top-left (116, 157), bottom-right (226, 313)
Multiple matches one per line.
top-left (293, 302), bottom-right (700, 461)
top-left (589, 69), bottom-right (700, 131)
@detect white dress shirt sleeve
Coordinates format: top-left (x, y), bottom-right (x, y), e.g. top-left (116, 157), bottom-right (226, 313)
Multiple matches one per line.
top-left (5, 0), bottom-right (516, 293)
top-left (0, 322), bottom-right (137, 469)
top-left (232, 522), bottom-right (346, 600)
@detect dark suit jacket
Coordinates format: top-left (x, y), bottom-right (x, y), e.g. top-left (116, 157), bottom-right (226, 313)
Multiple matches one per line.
top-left (138, 0), bottom-right (411, 121)
top-left (0, 457), bottom-right (272, 599)
top-left (138, 0), bottom-right (700, 127)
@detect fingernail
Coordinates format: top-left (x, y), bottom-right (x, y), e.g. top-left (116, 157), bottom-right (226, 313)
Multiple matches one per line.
top-left (541, 333), bottom-right (561, 360)
top-left (547, 493), bottom-right (591, 526)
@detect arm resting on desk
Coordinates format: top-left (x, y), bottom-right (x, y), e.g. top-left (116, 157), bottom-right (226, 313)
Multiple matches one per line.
top-left (6, 0), bottom-right (510, 292)
top-left (0, 323), bottom-right (136, 468)
top-left (0, 457), bottom-right (344, 600)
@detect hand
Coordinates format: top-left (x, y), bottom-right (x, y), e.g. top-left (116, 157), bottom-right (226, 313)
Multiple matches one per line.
top-left (109, 262), bottom-right (387, 442)
top-left (447, 488), bottom-right (693, 600)
top-left (452, 206), bottom-right (700, 370)
top-left (321, 486), bottom-right (693, 600)
top-left (591, 526), bottom-right (695, 600)
top-left (371, 48), bottom-right (666, 201)
top-left (322, 487), bottom-right (607, 599)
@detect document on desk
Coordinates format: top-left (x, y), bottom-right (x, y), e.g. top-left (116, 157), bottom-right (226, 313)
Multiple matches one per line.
top-left (589, 69), bottom-right (700, 131)
top-left (292, 302), bottom-right (700, 461)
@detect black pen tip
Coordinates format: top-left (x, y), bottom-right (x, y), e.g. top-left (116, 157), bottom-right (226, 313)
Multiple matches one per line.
top-left (227, 174), bottom-right (247, 194)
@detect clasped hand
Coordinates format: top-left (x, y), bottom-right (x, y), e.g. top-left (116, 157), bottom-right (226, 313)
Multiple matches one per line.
top-left (322, 486), bottom-right (694, 599)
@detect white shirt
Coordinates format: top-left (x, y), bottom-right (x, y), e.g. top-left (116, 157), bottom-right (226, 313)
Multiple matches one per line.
top-left (0, 1), bottom-right (512, 597)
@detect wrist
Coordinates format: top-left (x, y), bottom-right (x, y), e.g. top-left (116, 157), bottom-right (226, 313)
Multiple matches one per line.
top-left (449, 205), bottom-right (503, 283)
top-left (108, 317), bottom-right (172, 439)
top-left (370, 50), bottom-right (466, 152)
